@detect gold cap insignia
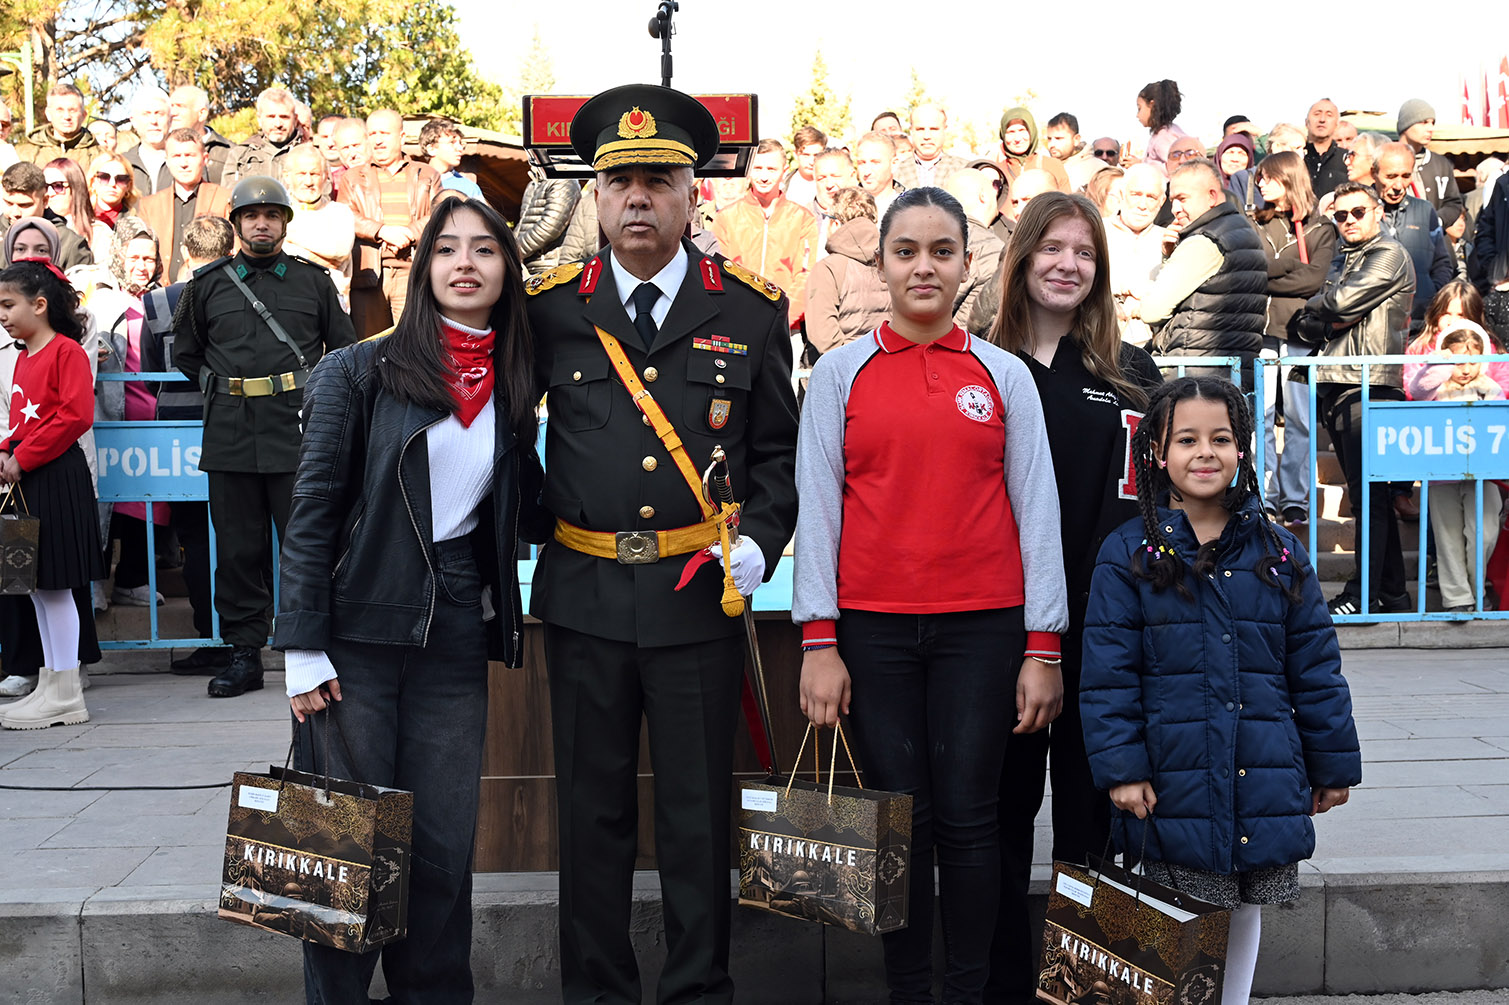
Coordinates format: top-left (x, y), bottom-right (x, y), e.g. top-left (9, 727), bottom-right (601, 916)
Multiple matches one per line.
top-left (618, 107), bottom-right (657, 140)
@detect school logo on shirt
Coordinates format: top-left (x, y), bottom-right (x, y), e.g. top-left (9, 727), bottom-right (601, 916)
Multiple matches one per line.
top-left (955, 385), bottom-right (993, 423)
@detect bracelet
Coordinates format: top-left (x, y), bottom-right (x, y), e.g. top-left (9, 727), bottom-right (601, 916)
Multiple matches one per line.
top-left (801, 643), bottom-right (836, 653)
top-left (1029, 656), bottom-right (1063, 665)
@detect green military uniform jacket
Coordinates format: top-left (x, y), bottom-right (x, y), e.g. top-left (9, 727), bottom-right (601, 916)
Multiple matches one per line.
top-left (173, 250), bottom-right (355, 473)
top-left (526, 238), bottom-right (799, 647)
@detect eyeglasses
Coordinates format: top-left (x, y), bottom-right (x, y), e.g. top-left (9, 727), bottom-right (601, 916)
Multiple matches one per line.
top-left (1092, 148), bottom-right (1119, 160)
top-left (1331, 206), bottom-right (1371, 223)
top-left (1168, 148), bottom-right (1204, 161)
top-left (94, 171), bottom-right (131, 185)
top-left (46, 181), bottom-right (70, 194)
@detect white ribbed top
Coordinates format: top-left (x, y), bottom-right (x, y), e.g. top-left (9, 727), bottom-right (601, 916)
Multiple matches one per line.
top-left (428, 316), bottom-right (496, 543)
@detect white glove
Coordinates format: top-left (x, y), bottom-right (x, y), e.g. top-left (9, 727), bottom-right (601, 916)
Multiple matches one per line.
top-left (284, 649), bottom-right (339, 699)
top-left (710, 536), bottom-right (766, 596)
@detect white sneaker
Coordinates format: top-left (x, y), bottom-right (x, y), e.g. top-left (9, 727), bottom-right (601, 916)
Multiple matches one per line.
top-left (111, 585), bottom-right (165, 607)
top-left (0, 674), bottom-right (37, 697)
top-left (92, 581), bottom-right (110, 615)
top-left (79, 666), bottom-right (90, 690)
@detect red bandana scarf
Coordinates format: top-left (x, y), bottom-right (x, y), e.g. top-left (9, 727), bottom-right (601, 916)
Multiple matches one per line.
top-left (441, 322), bottom-right (495, 427)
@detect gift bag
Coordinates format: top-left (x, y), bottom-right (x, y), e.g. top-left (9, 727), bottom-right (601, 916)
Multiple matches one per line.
top-left (1037, 852), bottom-right (1230, 1005)
top-left (0, 485), bottom-right (39, 595)
top-left (219, 712), bottom-right (413, 952)
top-left (737, 723), bottom-right (912, 935)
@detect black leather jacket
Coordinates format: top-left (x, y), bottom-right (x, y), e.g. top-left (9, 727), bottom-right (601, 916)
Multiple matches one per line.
top-left (1303, 232), bottom-right (1415, 389)
top-left (273, 337), bottom-right (546, 666)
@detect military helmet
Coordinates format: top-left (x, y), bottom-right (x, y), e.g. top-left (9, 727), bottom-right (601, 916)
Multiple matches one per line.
top-left (229, 176), bottom-right (295, 221)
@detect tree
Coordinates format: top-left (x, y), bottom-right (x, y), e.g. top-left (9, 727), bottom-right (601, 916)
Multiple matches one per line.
top-left (901, 68), bottom-right (930, 121)
top-left (789, 48), bottom-right (850, 143)
top-left (2, 0), bottom-right (503, 126)
top-left (497, 26), bottom-right (555, 140)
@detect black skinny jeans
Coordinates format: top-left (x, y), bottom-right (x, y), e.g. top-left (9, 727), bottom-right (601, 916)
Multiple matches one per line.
top-left (838, 607), bottom-right (1025, 1005)
top-left (297, 538), bottom-right (489, 1005)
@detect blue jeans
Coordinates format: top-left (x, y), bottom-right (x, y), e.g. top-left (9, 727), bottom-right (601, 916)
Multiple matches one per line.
top-left (838, 607), bottom-right (1025, 1005)
top-left (298, 537), bottom-right (489, 1005)
top-left (1261, 337), bottom-right (1311, 515)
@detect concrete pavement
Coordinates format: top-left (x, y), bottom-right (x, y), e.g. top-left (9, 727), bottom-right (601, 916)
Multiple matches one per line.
top-left (1, 646), bottom-right (1507, 1002)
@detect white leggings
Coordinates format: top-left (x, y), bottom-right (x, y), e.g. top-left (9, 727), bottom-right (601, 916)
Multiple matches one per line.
top-left (30, 589), bottom-right (80, 672)
top-left (1223, 902), bottom-right (1261, 1004)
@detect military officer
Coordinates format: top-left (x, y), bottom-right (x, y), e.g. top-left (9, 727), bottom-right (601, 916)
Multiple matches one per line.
top-left (526, 85), bottom-right (799, 1004)
top-left (173, 176), bottom-right (354, 698)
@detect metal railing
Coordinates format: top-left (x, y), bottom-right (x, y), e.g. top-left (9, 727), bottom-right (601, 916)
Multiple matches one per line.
top-left (93, 371), bottom-right (224, 649)
top-left (86, 355), bottom-right (1509, 649)
top-left (1252, 354), bottom-right (1508, 623)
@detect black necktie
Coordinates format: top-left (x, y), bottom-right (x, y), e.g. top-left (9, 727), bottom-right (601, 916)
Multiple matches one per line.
top-left (631, 282), bottom-right (660, 349)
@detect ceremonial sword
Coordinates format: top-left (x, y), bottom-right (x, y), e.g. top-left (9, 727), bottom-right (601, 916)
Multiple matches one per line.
top-left (705, 445), bottom-right (780, 777)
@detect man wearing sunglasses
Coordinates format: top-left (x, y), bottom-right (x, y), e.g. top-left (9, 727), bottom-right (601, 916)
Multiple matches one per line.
top-left (0, 162), bottom-right (94, 269)
top-left (1293, 181), bottom-right (1414, 618)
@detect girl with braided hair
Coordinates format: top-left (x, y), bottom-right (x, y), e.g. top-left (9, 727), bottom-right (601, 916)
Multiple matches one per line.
top-left (1080, 376), bottom-right (1360, 1004)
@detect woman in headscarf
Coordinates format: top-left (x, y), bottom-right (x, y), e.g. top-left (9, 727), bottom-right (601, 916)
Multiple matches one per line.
top-left (87, 217), bottom-right (168, 607)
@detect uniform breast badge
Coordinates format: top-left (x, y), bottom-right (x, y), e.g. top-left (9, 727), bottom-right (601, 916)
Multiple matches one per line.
top-left (525, 261), bottom-right (584, 297)
top-left (722, 261), bottom-right (783, 302)
top-left (707, 398), bottom-right (732, 430)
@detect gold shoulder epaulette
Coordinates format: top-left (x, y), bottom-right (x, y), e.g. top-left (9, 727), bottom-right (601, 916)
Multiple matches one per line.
top-left (526, 261), bottom-right (584, 296)
top-left (722, 260), bottom-right (783, 302)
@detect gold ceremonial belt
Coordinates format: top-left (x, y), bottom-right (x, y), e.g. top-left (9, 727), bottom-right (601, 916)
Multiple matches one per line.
top-left (554, 518), bottom-right (720, 565)
top-left (214, 370), bottom-right (308, 397)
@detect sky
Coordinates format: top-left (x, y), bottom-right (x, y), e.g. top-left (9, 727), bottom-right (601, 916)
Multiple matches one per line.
top-left (451, 1), bottom-right (1508, 152)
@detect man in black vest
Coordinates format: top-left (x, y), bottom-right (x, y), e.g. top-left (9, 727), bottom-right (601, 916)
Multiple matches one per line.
top-left (1127, 159), bottom-right (1268, 388)
top-left (525, 85), bottom-right (798, 1004)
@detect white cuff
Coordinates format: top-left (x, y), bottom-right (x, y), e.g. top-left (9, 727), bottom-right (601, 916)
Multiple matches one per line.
top-left (284, 649), bottom-right (339, 698)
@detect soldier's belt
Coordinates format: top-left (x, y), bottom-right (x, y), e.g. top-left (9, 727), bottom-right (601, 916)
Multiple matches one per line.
top-left (553, 518), bottom-right (720, 565)
top-left (213, 370), bottom-right (308, 397)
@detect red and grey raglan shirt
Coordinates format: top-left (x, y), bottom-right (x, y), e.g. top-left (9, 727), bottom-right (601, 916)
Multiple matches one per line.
top-left (4, 336), bottom-right (94, 471)
top-left (792, 322), bottom-right (1068, 658)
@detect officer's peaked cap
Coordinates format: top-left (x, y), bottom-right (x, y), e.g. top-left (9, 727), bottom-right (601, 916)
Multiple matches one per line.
top-left (570, 84), bottom-right (721, 172)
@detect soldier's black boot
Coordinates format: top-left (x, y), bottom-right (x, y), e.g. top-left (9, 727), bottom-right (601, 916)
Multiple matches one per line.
top-left (208, 647), bottom-right (264, 698)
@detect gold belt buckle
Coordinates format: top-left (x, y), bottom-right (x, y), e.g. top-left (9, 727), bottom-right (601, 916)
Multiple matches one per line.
top-left (615, 531), bottom-right (659, 565)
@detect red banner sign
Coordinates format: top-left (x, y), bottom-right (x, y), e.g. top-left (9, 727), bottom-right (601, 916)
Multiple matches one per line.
top-left (524, 94), bottom-right (756, 149)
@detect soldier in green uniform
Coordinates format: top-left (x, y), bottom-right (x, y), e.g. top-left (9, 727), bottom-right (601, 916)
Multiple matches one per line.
top-left (525, 85), bottom-right (798, 1004)
top-left (173, 177), bottom-right (354, 698)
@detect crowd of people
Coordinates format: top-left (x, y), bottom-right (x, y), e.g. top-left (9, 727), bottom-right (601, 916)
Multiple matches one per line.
top-left (0, 69), bottom-right (1502, 1003)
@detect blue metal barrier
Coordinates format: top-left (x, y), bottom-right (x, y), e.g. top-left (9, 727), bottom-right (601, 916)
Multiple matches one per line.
top-left (89, 355), bottom-right (1509, 649)
top-left (1253, 354), bottom-right (1509, 623)
top-left (93, 371), bottom-right (224, 650)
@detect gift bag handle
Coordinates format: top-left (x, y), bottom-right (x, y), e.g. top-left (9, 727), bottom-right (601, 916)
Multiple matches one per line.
top-left (785, 721), bottom-right (863, 805)
top-left (281, 705), bottom-right (362, 798)
top-left (1090, 810), bottom-right (1154, 907)
top-left (0, 483), bottom-right (30, 516)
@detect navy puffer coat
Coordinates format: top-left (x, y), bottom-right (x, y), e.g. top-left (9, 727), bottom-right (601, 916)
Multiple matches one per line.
top-left (1080, 497), bottom-right (1362, 875)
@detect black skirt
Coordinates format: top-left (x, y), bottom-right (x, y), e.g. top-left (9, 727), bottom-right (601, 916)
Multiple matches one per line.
top-left (13, 442), bottom-right (107, 591)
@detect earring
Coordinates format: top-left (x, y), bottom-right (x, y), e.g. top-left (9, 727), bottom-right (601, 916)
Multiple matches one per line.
top-left (1238, 451), bottom-right (1245, 459)
top-left (1157, 459), bottom-right (1167, 469)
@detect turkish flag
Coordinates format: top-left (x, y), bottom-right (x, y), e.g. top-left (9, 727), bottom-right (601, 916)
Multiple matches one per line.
top-left (1498, 57), bottom-right (1509, 128)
